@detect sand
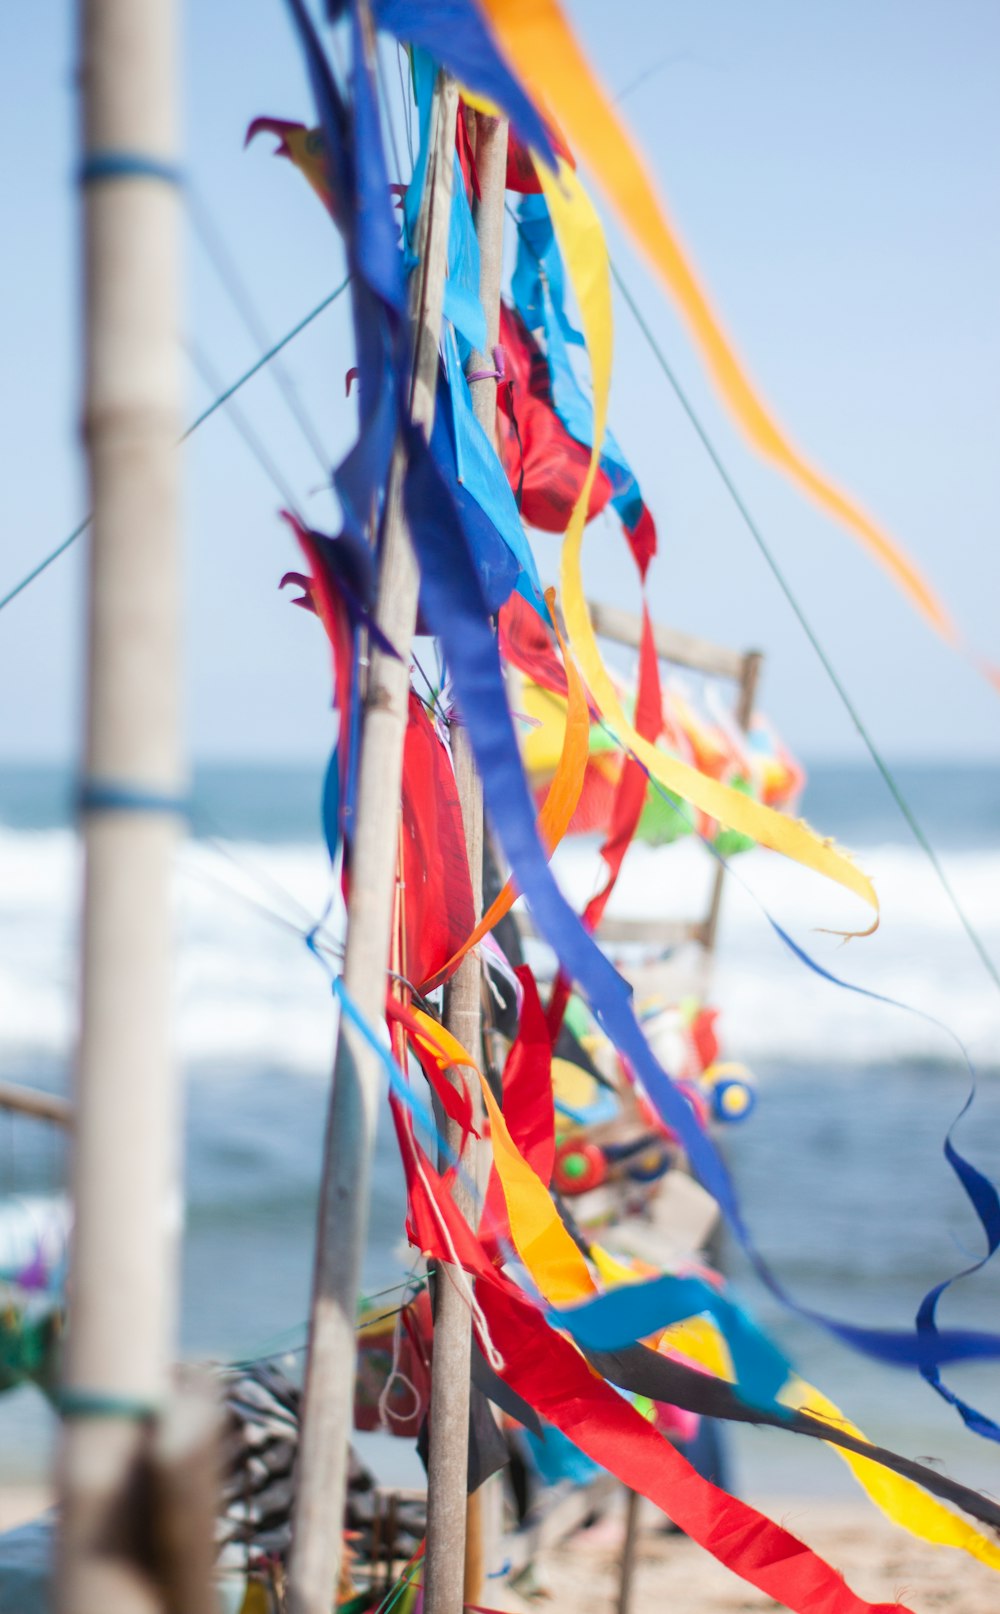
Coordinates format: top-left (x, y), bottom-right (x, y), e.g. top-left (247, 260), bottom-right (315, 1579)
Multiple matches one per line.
top-left (2, 1486), bottom-right (998, 1611)
top-left (537, 1496), bottom-right (1000, 1614)
top-left (0, 1488), bottom-right (52, 1534)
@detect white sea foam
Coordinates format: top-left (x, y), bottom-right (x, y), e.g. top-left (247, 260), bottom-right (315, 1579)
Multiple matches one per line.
top-left (1, 824), bottom-right (997, 1076)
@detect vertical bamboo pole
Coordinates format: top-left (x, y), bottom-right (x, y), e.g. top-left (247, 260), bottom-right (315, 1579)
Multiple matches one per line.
top-left (701, 649), bottom-right (762, 953)
top-left (286, 73), bottom-right (459, 1614)
top-left (58, 3), bottom-right (182, 1611)
top-left (423, 110), bottom-right (509, 1614)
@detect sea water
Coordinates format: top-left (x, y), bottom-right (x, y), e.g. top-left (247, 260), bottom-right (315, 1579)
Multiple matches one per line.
top-left (0, 761), bottom-right (998, 1501)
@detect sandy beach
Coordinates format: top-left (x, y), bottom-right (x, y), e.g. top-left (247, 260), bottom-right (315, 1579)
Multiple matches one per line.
top-left (3, 1484), bottom-right (999, 1610)
top-left (538, 1495), bottom-right (1000, 1614)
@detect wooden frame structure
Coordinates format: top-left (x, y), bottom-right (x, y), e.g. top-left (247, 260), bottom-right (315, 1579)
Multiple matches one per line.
top-left (584, 600), bottom-right (762, 960)
top-left (518, 599), bottom-right (762, 967)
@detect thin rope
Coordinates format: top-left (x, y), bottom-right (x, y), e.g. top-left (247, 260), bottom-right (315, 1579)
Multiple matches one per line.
top-left (179, 275), bottom-right (350, 443)
top-left (395, 42), bottom-right (415, 167)
top-left (0, 521), bottom-right (90, 614)
top-left (187, 185), bottom-right (334, 479)
top-left (412, 1146), bottom-right (505, 1373)
top-left (185, 339), bottom-right (304, 516)
top-left (609, 260), bottom-right (1000, 997)
top-left (0, 277), bottom-right (350, 616)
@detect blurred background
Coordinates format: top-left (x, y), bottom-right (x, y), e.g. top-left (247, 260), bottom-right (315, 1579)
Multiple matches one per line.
top-left (0, 0), bottom-right (997, 1506)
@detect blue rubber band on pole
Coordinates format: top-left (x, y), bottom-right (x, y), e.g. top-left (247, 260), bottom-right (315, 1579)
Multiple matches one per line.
top-left (78, 780), bottom-right (190, 818)
top-left (59, 1389), bottom-right (158, 1421)
top-left (79, 151), bottom-right (182, 187)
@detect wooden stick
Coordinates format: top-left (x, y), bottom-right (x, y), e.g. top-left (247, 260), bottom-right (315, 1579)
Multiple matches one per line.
top-left (617, 1488), bottom-right (642, 1614)
top-left (58, 2), bottom-right (184, 1609)
top-left (0, 1081), bottom-right (72, 1128)
top-left (423, 109), bottom-right (509, 1614)
top-left (286, 71), bottom-right (459, 1614)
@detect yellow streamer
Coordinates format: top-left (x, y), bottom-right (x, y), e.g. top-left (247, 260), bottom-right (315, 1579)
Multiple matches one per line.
top-left (533, 158), bottom-right (878, 930)
top-left (479, 1077), bottom-right (596, 1306)
top-left (659, 1317), bottom-right (1000, 1573)
top-left (481, 0), bottom-right (968, 657)
top-left (408, 1011), bottom-right (594, 1304)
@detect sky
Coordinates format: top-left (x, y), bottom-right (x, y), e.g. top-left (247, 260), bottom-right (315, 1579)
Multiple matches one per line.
top-left (1, 1), bottom-right (998, 767)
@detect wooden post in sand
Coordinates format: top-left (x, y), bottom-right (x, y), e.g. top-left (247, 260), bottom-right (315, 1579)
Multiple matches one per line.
top-left (59, 1), bottom-right (185, 1609)
top-left (286, 68), bottom-right (460, 1614)
top-left (423, 107), bottom-right (509, 1614)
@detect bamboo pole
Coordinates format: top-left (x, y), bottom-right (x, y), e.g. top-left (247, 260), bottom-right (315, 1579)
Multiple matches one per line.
top-left (423, 109), bottom-right (509, 1614)
top-left (58, 2), bottom-right (183, 1611)
top-left (286, 72), bottom-right (459, 1614)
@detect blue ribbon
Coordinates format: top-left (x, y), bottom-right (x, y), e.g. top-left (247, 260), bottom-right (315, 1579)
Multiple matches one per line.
top-left (373, 0), bottom-right (556, 167)
top-left (550, 1274), bottom-right (791, 1414)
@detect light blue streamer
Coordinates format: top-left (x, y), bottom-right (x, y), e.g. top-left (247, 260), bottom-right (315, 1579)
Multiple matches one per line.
top-left (550, 1273), bottom-right (791, 1414)
top-left (443, 332), bottom-right (546, 615)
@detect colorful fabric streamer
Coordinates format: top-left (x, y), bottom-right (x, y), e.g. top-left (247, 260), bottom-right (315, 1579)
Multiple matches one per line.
top-left (399, 1128), bottom-right (915, 1614)
top-left (536, 154), bottom-right (880, 932)
top-left (476, 0), bottom-right (997, 684)
top-left (511, 190), bottom-right (656, 576)
top-left (664, 1316), bottom-right (1000, 1575)
top-left (420, 591), bottom-right (590, 992)
top-left (402, 385), bottom-right (1000, 1386)
top-left (399, 691), bottom-right (475, 986)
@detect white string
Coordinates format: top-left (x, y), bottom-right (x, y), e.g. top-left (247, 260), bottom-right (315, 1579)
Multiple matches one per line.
top-left (412, 1148), bottom-right (505, 1374)
top-left (377, 1296), bottom-right (422, 1430)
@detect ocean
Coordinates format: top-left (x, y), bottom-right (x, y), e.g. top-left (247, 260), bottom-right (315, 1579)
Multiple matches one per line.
top-left (1, 759), bottom-right (998, 1502)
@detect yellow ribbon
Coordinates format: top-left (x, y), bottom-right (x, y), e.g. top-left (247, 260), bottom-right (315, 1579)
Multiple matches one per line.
top-left (535, 158), bottom-right (878, 930)
top-left (480, 0), bottom-right (970, 659)
top-left (479, 1077), bottom-right (596, 1306)
top-left (408, 1011), bottom-right (594, 1304)
top-left (660, 1316), bottom-right (1000, 1573)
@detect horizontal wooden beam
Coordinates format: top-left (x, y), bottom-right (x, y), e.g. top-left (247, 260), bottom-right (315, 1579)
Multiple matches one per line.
top-left (0, 1080), bottom-right (72, 1127)
top-left (596, 916), bottom-right (706, 946)
top-left (587, 600), bottom-right (755, 682)
top-left (517, 913), bottom-right (702, 949)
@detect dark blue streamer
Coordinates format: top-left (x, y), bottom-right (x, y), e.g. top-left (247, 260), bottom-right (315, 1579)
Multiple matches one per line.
top-left (768, 917), bottom-right (1000, 1439)
top-left (607, 723), bottom-right (1000, 1436)
top-left (373, 0), bottom-right (555, 165)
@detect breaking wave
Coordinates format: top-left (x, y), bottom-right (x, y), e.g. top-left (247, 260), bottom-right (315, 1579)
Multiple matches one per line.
top-left (1, 822), bottom-right (998, 1079)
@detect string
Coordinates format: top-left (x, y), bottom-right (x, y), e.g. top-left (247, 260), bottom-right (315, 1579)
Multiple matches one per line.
top-left (395, 42), bottom-right (415, 167)
top-left (0, 277), bottom-right (351, 616)
top-left (609, 258), bottom-right (1000, 999)
top-left (186, 185), bottom-right (334, 479)
top-left (376, 1265), bottom-right (424, 1428)
top-left (185, 339), bottom-right (305, 516)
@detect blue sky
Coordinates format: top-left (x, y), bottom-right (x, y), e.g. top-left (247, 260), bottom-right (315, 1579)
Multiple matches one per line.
top-left (1, 1), bottom-right (997, 765)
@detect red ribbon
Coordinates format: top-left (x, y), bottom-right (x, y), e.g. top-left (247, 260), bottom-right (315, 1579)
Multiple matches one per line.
top-left (399, 1124), bottom-right (911, 1614)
